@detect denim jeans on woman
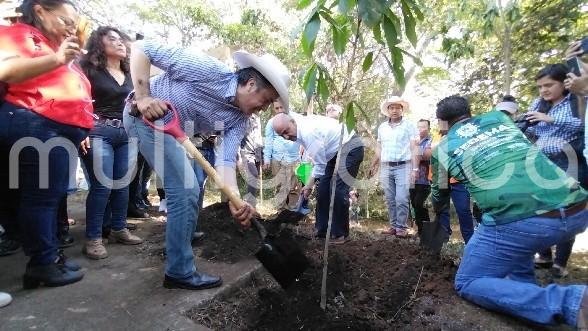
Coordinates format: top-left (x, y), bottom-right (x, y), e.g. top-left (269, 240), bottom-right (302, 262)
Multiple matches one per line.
top-left (0, 102), bottom-right (87, 265)
top-left (538, 152), bottom-right (588, 266)
top-left (124, 110), bottom-right (200, 279)
top-left (82, 122), bottom-right (135, 240)
top-left (455, 210), bottom-right (588, 326)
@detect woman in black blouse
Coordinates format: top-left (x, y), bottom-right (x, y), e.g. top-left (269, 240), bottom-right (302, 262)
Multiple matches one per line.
top-left (79, 26), bottom-right (142, 260)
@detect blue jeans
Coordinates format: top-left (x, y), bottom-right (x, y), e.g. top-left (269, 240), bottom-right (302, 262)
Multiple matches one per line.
top-left (381, 162), bottom-right (410, 229)
top-left (455, 210), bottom-right (588, 326)
top-left (124, 111), bottom-right (199, 279)
top-left (0, 103), bottom-right (87, 265)
top-left (315, 142), bottom-right (364, 238)
top-left (194, 146), bottom-right (215, 210)
top-left (82, 123), bottom-right (135, 239)
top-left (439, 183), bottom-right (475, 243)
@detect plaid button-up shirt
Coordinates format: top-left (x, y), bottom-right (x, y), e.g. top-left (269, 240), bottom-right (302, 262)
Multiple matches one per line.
top-left (526, 94), bottom-right (583, 155)
top-left (143, 40), bottom-right (248, 168)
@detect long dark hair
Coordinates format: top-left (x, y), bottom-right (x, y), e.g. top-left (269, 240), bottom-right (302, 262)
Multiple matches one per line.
top-left (18, 0), bottom-right (75, 32)
top-left (80, 26), bottom-right (130, 75)
top-left (535, 63), bottom-right (574, 114)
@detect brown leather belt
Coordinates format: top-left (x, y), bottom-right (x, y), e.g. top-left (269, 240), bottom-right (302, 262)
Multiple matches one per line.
top-left (540, 200), bottom-right (588, 218)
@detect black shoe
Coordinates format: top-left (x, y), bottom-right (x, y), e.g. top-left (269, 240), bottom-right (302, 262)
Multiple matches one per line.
top-left (23, 263), bottom-right (84, 289)
top-left (0, 238), bottom-right (20, 256)
top-left (58, 234), bottom-right (75, 248)
top-left (56, 250), bottom-right (81, 272)
top-left (163, 273), bottom-right (222, 290)
top-left (193, 231), bottom-right (205, 240)
top-left (127, 207), bottom-right (149, 219)
top-left (141, 198), bottom-right (152, 208)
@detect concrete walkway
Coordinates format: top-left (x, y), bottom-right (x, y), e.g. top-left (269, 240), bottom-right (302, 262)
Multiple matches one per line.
top-left (0, 197), bottom-right (261, 331)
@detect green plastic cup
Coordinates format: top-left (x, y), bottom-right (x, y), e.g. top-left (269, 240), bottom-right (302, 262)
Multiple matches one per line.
top-left (295, 162), bottom-right (313, 185)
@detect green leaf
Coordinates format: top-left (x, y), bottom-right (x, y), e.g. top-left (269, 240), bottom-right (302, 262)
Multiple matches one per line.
top-left (382, 15), bottom-right (400, 49)
top-left (362, 51), bottom-right (374, 72)
top-left (302, 64), bottom-right (318, 102)
top-left (352, 101), bottom-right (370, 125)
top-left (338, 0), bottom-right (355, 14)
top-left (317, 70), bottom-right (329, 103)
top-left (399, 48), bottom-right (422, 66)
top-left (403, 0), bottom-right (424, 20)
top-left (357, 0), bottom-right (381, 28)
top-left (384, 48), bottom-right (406, 88)
top-left (333, 20), bottom-right (351, 56)
top-left (297, 0), bottom-right (314, 10)
top-left (344, 102), bottom-right (356, 133)
top-left (399, 1), bottom-right (417, 46)
top-left (319, 10), bottom-right (338, 26)
top-left (372, 23), bottom-right (384, 44)
top-left (301, 13), bottom-right (321, 57)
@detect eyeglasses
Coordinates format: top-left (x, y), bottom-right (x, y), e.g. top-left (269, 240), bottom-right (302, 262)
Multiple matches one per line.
top-left (49, 11), bottom-right (78, 30)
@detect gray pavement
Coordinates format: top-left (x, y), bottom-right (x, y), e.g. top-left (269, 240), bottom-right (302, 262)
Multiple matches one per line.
top-left (0, 196), bottom-right (261, 331)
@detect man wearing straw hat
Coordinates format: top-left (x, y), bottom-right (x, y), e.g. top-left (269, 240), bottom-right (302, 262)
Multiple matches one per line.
top-left (125, 39), bottom-right (290, 290)
top-left (369, 96), bottom-right (420, 237)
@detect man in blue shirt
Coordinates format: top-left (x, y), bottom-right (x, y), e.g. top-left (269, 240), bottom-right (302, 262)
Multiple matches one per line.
top-left (263, 100), bottom-right (301, 210)
top-left (124, 40), bottom-right (290, 290)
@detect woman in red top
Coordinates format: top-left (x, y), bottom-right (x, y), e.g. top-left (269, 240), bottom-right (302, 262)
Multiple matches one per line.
top-left (0, 0), bottom-right (92, 289)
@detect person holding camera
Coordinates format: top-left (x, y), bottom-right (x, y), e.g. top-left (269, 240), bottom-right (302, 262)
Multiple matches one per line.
top-left (523, 64), bottom-right (587, 278)
top-left (564, 38), bottom-right (588, 161)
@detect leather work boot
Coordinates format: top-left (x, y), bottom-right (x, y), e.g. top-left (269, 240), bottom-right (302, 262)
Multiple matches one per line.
top-left (110, 229), bottom-right (143, 245)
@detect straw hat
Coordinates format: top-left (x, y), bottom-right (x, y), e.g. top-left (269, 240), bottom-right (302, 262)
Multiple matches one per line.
top-left (380, 96), bottom-right (410, 116)
top-left (233, 50), bottom-right (291, 111)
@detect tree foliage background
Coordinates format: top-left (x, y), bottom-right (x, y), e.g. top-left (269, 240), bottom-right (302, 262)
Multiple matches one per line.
top-left (72, 0), bottom-right (588, 216)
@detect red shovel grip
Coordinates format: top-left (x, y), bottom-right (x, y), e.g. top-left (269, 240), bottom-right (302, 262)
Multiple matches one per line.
top-left (142, 102), bottom-right (188, 142)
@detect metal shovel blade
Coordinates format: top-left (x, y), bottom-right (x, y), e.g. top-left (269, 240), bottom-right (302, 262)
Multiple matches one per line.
top-left (255, 232), bottom-right (309, 289)
top-left (419, 215), bottom-right (448, 255)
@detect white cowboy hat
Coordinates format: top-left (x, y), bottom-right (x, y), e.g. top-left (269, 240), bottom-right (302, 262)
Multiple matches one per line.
top-left (380, 96), bottom-right (410, 116)
top-left (233, 50), bottom-right (291, 111)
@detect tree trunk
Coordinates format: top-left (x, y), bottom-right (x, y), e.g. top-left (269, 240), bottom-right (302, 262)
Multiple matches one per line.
top-left (320, 124), bottom-right (345, 310)
top-left (502, 22), bottom-right (513, 96)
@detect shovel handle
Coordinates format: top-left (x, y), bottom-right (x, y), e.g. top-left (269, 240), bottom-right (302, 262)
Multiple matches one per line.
top-left (179, 139), bottom-right (246, 210)
top-left (143, 102), bottom-right (247, 210)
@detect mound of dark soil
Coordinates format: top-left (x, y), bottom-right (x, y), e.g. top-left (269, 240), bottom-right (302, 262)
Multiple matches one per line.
top-left (189, 234), bottom-right (460, 330)
top-left (194, 202), bottom-right (262, 263)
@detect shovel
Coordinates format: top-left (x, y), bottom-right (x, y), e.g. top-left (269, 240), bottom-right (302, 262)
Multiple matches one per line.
top-left (419, 214), bottom-right (448, 255)
top-left (142, 103), bottom-right (309, 288)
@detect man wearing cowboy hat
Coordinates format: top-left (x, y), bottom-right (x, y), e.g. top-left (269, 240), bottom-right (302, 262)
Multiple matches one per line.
top-left (369, 96), bottom-right (420, 237)
top-left (125, 39), bottom-right (290, 290)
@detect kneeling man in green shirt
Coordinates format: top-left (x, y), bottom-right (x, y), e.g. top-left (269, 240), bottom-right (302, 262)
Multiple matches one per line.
top-left (431, 95), bottom-right (588, 328)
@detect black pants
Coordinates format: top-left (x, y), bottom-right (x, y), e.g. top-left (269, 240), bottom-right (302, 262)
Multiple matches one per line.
top-left (409, 184), bottom-right (431, 234)
top-left (315, 142), bottom-right (364, 238)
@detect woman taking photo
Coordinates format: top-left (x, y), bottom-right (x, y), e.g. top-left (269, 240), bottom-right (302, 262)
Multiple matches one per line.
top-left (524, 63), bottom-right (587, 278)
top-left (0, 0), bottom-right (90, 288)
top-left (79, 26), bottom-right (142, 260)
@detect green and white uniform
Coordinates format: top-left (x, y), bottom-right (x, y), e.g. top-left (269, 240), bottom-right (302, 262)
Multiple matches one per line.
top-left (431, 111), bottom-right (587, 225)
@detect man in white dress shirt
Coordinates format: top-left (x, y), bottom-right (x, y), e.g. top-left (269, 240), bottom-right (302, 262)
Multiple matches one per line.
top-left (271, 112), bottom-right (364, 244)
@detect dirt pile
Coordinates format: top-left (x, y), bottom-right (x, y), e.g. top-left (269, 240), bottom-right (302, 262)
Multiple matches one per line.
top-left (189, 234), bottom-right (463, 330)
